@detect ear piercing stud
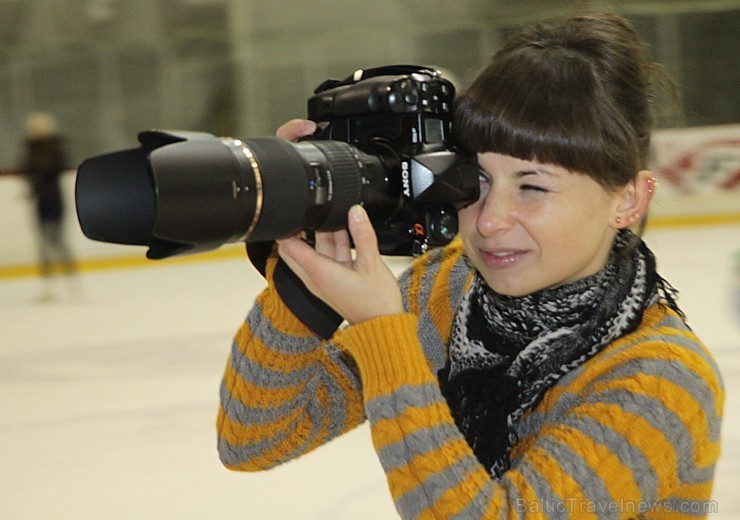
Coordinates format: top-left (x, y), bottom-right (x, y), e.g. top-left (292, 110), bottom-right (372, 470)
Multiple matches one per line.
top-left (647, 176), bottom-right (659, 196)
top-left (616, 212), bottom-right (641, 226)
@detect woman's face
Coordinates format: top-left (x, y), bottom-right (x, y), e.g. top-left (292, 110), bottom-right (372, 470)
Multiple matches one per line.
top-left (458, 152), bottom-right (623, 297)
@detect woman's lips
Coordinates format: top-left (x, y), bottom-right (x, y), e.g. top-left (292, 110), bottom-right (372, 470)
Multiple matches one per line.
top-left (479, 248), bottom-right (529, 269)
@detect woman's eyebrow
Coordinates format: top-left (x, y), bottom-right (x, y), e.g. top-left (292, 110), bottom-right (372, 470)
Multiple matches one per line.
top-left (516, 167), bottom-right (557, 178)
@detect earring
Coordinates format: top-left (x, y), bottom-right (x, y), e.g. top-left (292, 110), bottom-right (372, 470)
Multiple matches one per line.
top-left (616, 216), bottom-right (622, 225)
top-left (647, 176), bottom-right (659, 196)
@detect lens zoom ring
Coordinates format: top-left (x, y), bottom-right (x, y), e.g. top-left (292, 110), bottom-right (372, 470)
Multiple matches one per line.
top-left (313, 141), bottom-right (363, 229)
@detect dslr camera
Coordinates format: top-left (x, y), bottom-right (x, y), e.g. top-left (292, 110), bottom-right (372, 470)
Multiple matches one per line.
top-left (75, 65), bottom-right (479, 259)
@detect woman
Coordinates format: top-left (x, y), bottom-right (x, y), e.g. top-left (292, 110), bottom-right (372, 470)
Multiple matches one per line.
top-left (217, 13), bottom-right (723, 518)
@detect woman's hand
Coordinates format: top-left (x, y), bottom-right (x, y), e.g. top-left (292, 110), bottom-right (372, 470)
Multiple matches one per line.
top-left (273, 118), bottom-right (404, 325)
top-left (278, 205), bottom-right (404, 325)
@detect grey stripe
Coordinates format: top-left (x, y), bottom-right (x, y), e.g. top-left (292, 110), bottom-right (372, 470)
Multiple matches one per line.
top-left (594, 314), bottom-right (722, 388)
top-left (425, 256), bottom-right (471, 373)
top-left (517, 356), bottom-right (718, 501)
top-left (283, 392), bottom-right (325, 459)
top-left (449, 466), bottom-right (580, 520)
top-left (220, 360), bottom-right (355, 465)
top-left (563, 414), bottom-right (658, 505)
top-left (516, 391), bottom-right (581, 439)
top-left (594, 357), bottom-right (721, 441)
top-left (365, 382), bottom-right (444, 421)
top-left (316, 362), bottom-right (350, 438)
top-left (394, 453), bottom-right (483, 519)
top-left (220, 385), bottom-right (329, 468)
top-left (229, 338), bottom-right (317, 388)
top-left (518, 459), bottom-right (570, 520)
top-left (376, 422), bottom-right (463, 473)
top-left (536, 436), bottom-right (615, 512)
top-left (399, 250), bottom-right (470, 375)
top-left (415, 257), bottom-right (447, 371)
top-left (503, 475), bottom-right (526, 520)
top-left (325, 342), bottom-right (362, 388)
top-left (218, 422), bottom-right (291, 467)
top-left (219, 377), bottom-right (313, 426)
top-left (450, 480), bottom-right (533, 520)
top-left (416, 312), bottom-right (448, 374)
top-left (397, 261), bottom-right (414, 307)
top-left (588, 390), bottom-right (715, 484)
top-left (218, 395), bottom-right (319, 467)
top-left (246, 300), bottom-right (323, 355)
top-left (518, 330), bottom-right (722, 445)
top-left (449, 480), bottom-right (497, 520)
top-left (397, 247), bottom-right (442, 312)
top-left (223, 360), bottom-right (360, 432)
top-left (326, 342), bottom-right (366, 430)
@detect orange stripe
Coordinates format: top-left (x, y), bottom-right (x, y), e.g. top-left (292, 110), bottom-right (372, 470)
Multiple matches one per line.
top-left (385, 438), bottom-right (473, 499)
top-left (501, 464), bottom-right (545, 520)
top-left (545, 423), bottom-right (644, 510)
top-left (480, 485), bottom-right (508, 519)
top-left (417, 465), bottom-right (493, 520)
top-left (405, 256), bottom-right (426, 316)
top-left (427, 245), bottom-right (469, 346)
top-left (370, 400), bottom-right (455, 451)
top-left (316, 355), bottom-right (366, 429)
top-left (590, 374), bottom-right (720, 470)
top-left (217, 404), bottom-right (303, 447)
top-left (524, 443), bottom-right (599, 520)
top-left (540, 324), bottom-right (722, 416)
top-left (222, 363), bottom-right (303, 408)
top-left (564, 402), bottom-right (679, 498)
top-left (235, 322), bottom-right (320, 373)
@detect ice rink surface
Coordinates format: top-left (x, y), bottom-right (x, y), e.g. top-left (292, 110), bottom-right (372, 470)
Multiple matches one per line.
top-left (1, 224), bottom-right (739, 519)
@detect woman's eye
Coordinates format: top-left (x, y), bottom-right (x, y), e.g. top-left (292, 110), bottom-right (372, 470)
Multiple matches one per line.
top-left (521, 184), bottom-right (549, 193)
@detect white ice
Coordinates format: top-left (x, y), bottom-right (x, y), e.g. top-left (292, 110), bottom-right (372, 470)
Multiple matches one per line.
top-left (1, 223), bottom-right (738, 519)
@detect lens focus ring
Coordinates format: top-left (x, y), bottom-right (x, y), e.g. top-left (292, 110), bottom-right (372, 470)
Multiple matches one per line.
top-left (312, 141), bottom-right (364, 229)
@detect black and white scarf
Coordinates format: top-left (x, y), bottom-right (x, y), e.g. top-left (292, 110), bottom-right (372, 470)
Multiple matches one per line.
top-left (438, 230), bottom-right (682, 479)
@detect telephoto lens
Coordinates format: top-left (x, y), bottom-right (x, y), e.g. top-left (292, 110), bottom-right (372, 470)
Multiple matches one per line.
top-left (75, 130), bottom-right (391, 259)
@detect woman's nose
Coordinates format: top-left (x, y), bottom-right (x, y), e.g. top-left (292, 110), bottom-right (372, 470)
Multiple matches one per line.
top-left (476, 191), bottom-right (515, 237)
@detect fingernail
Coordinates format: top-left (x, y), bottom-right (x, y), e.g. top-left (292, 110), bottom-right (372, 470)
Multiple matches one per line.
top-left (302, 120), bottom-right (317, 134)
top-left (349, 204), bottom-right (366, 222)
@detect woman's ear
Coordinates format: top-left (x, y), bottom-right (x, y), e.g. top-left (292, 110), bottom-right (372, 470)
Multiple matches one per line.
top-left (612, 170), bottom-right (657, 229)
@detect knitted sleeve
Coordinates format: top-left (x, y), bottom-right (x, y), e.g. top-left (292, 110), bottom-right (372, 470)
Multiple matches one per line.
top-left (216, 253), bottom-right (366, 470)
top-left (215, 238), bottom-right (465, 471)
top-left (332, 306), bottom-right (724, 519)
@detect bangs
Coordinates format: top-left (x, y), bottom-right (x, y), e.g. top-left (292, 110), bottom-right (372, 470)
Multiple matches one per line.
top-left (453, 47), bottom-right (638, 188)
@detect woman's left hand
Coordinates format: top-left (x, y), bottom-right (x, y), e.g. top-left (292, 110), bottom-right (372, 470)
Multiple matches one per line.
top-left (277, 205), bottom-right (404, 325)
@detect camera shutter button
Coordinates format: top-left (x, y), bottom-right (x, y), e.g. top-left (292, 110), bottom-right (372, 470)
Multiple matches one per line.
top-left (398, 79), bottom-right (418, 106)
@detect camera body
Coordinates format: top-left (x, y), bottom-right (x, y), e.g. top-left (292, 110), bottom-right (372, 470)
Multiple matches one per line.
top-left (306, 65), bottom-right (472, 256)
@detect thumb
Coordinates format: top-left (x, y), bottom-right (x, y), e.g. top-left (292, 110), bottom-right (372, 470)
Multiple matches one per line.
top-left (347, 205), bottom-right (380, 268)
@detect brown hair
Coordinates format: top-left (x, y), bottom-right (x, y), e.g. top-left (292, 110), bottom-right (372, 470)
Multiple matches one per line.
top-left (454, 13), bottom-right (674, 192)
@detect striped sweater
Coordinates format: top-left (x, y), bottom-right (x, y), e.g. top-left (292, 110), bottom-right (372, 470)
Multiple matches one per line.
top-left (217, 240), bottom-right (724, 519)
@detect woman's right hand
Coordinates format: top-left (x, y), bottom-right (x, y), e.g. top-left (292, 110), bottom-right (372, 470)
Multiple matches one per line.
top-left (273, 118), bottom-right (404, 325)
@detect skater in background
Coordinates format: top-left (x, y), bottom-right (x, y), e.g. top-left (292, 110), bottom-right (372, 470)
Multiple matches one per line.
top-left (20, 112), bottom-right (77, 300)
